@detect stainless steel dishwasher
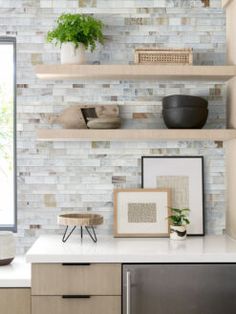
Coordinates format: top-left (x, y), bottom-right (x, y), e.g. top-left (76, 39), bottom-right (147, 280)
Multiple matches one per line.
top-left (123, 264), bottom-right (236, 314)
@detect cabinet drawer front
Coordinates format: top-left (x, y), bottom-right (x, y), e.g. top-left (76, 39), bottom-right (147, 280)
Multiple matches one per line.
top-left (32, 263), bottom-right (121, 295)
top-left (0, 289), bottom-right (31, 314)
top-left (32, 296), bottom-right (121, 314)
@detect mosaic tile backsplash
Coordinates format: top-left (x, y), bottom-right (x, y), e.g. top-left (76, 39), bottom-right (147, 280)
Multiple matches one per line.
top-left (0, 0), bottom-right (227, 253)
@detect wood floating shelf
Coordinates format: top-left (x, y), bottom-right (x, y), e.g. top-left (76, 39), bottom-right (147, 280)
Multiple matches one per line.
top-left (34, 65), bottom-right (236, 81)
top-left (37, 129), bottom-right (236, 142)
top-left (222, 0), bottom-right (233, 8)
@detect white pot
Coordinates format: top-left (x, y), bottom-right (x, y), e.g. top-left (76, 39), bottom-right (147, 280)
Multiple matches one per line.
top-left (170, 225), bottom-right (187, 241)
top-left (60, 42), bottom-right (86, 64)
top-left (0, 232), bottom-right (15, 265)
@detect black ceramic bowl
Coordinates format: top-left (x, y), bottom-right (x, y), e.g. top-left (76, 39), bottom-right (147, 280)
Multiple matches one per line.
top-left (163, 95), bottom-right (208, 109)
top-left (163, 107), bottom-right (208, 129)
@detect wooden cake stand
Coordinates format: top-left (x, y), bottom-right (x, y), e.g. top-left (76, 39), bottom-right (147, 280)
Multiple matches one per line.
top-left (58, 213), bottom-right (103, 243)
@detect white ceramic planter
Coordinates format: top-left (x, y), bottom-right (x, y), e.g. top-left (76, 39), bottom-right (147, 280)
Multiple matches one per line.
top-left (170, 225), bottom-right (187, 241)
top-left (0, 232), bottom-right (16, 265)
top-left (61, 42), bottom-right (86, 64)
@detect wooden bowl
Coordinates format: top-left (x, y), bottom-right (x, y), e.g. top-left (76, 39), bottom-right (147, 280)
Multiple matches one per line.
top-left (87, 117), bottom-right (121, 129)
top-left (58, 213), bottom-right (103, 227)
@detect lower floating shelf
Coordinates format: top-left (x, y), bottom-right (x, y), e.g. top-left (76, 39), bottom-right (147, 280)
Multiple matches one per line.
top-left (37, 129), bottom-right (236, 142)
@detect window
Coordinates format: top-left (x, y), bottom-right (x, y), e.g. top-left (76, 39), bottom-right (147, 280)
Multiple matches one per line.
top-left (0, 37), bottom-right (16, 231)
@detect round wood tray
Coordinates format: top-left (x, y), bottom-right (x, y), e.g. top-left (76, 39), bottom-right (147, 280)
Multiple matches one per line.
top-left (58, 213), bottom-right (103, 227)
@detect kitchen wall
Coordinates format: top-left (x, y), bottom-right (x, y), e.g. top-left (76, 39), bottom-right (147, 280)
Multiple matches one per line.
top-left (0, 0), bottom-right (226, 253)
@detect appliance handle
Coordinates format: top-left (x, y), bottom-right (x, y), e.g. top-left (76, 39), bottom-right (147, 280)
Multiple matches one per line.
top-left (126, 271), bottom-right (131, 314)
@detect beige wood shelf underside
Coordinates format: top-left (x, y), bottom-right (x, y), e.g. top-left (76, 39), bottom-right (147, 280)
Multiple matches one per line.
top-left (222, 0), bottom-right (233, 8)
top-left (35, 65), bottom-right (236, 81)
top-left (37, 129), bottom-right (236, 142)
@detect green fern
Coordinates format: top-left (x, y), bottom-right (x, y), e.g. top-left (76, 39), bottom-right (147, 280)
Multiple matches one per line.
top-left (47, 13), bottom-right (104, 51)
top-left (167, 207), bottom-right (190, 226)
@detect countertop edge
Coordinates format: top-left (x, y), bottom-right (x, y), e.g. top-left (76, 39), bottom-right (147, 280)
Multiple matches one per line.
top-left (25, 235), bottom-right (236, 264)
top-left (26, 254), bottom-right (236, 264)
top-left (0, 280), bottom-right (31, 288)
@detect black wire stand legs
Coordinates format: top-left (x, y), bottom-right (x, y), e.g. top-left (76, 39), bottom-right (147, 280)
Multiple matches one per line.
top-left (85, 226), bottom-right (97, 243)
top-left (62, 225), bottom-right (77, 243)
top-left (62, 225), bottom-right (98, 243)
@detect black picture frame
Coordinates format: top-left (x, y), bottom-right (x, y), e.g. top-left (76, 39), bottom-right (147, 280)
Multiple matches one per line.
top-left (141, 156), bottom-right (205, 236)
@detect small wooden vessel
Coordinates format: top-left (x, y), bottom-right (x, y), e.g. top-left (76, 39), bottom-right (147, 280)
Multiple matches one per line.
top-left (87, 117), bottom-right (121, 129)
top-left (58, 213), bottom-right (103, 227)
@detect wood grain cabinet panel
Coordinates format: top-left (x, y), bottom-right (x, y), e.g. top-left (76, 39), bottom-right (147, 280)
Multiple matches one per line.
top-left (32, 263), bottom-right (121, 295)
top-left (0, 288), bottom-right (31, 314)
top-left (32, 296), bottom-right (121, 314)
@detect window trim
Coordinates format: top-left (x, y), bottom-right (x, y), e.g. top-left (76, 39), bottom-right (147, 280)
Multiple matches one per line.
top-left (0, 37), bottom-right (17, 232)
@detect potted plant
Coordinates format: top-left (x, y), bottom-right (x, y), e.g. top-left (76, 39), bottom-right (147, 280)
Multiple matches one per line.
top-left (167, 207), bottom-right (190, 240)
top-left (47, 13), bottom-right (104, 64)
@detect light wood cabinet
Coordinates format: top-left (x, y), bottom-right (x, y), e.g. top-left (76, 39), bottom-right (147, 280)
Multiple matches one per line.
top-left (32, 263), bottom-right (121, 295)
top-left (0, 288), bottom-right (31, 314)
top-left (32, 296), bottom-right (121, 314)
top-left (32, 263), bottom-right (121, 314)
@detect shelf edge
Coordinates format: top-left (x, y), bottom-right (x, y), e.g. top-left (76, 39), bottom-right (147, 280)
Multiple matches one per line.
top-left (36, 129), bottom-right (236, 142)
top-left (34, 65), bottom-right (236, 81)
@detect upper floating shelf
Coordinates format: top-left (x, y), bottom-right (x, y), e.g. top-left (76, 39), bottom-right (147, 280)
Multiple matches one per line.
top-left (35, 65), bottom-right (236, 81)
top-left (37, 129), bottom-right (236, 142)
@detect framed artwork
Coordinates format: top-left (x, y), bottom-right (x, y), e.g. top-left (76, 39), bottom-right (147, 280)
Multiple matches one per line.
top-left (114, 189), bottom-right (171, 237)
top-left (142, 156), bottom-right (204, 236)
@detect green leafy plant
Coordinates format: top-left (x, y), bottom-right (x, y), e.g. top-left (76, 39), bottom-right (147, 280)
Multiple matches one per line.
top-left (46, 13), bottom-right (104, 51)
top-left (167, 207), bottom-right (190, 226)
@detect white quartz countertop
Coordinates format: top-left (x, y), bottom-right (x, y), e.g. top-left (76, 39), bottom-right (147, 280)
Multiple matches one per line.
top-left (26, 234), bottom-right (236, 263)
top-left (0, 256), bottom-right (31, 287)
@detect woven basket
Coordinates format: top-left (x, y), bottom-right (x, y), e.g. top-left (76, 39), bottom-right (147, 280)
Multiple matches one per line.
top-left (135, 48), bottom-right (193, 65)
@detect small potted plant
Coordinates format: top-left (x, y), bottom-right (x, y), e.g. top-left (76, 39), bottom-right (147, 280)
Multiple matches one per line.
top-left (47, 13), bottom-right (104, 64)
top-left (167, 207), bottom-right (190, 240)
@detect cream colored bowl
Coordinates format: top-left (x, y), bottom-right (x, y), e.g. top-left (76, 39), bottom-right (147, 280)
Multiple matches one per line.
top-left (0, 232), bottom-right (15, 265)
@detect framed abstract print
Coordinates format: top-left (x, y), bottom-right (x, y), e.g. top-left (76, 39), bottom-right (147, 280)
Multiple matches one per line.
top-left (114, 188), bottom-right (171, 237)
top-left (142, 156), bottom-right (204, 236)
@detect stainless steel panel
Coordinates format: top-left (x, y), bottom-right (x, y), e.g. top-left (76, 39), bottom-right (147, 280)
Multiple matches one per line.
top-left (123, 264), bottom-right (236, 314)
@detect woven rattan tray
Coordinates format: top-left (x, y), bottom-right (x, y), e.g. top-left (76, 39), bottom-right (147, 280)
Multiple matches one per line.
top-left (135, 48), bottom-right (193, 65)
